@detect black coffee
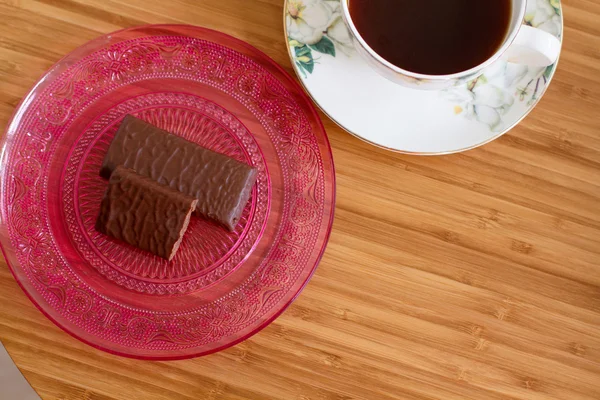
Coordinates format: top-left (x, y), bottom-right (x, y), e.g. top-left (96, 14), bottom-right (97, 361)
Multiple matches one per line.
top-left (349, 0), bottom-right (512, 75)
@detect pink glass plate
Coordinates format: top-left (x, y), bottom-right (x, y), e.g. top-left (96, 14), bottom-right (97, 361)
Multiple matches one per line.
top-left (0, 25), bottom-right (335, 359)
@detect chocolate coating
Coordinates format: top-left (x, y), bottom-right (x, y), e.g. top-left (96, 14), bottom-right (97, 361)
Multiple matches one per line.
top-left (95, 166), bottom-right (198, 261)
top-left (100, 115), bottom-right (257, 231)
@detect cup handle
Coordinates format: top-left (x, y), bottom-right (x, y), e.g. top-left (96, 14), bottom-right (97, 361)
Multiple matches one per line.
top-left (503, 25), bottom-right (561, 67)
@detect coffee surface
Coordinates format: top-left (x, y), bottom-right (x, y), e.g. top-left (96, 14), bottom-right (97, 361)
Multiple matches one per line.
top-left (349, 0), bottom-right (512, 75)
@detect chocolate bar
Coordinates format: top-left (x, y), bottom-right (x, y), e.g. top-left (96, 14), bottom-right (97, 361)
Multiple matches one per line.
top-left (96, 166), bottom-right (198, 261)
top-left (100, 115), bottom-right (257, 231)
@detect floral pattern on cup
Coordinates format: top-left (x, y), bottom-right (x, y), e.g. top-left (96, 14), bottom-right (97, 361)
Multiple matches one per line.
top-left (286, 0), bottom-right (352, 76)
top-left (444, 0), bottom-right (561, 131)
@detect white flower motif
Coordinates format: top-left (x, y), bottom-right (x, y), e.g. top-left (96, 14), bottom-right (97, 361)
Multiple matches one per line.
top-left (471, 84), bottom-right (514, 131)
top-left (538, 14), bottom-right (561, 37)
top-left (287, 0), bottom-right (339, 45)
top-left (525, 0), bottom-right (561, 37)
top-left (472, 105), bottom-right (502, 131)
top-left (473, 84), bottom-right (514, 110)
top-left (444, 86), bottom-right (474, 105)
top-left (482, 60), bottom-right (508, 81)
top-left (504, 63), bottom-right (529, 87)
top-left (480, 60), bottom-right (530, 88)
top-left (324, 0), bottom-right (341, 12)
top-left (446, 80), bottom-right (514, 132)
top-left (326, 15), bottom-right (353, 55)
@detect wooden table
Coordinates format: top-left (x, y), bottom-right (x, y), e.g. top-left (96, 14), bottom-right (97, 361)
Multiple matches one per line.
top-left (1, 1), bottom-right (599, 399)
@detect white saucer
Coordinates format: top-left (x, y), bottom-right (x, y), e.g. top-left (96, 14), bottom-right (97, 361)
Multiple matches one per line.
top-left (284, 0), bottom-right (563, 154)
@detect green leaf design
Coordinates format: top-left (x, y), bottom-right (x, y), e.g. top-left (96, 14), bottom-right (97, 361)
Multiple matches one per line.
top-left (295, 45), bottom-right (311, 58)
top-left (295, 61), bottom-right (307, 78)
top-left (309, 36), bottom-right (336, 57)
top-left (300, 58), bottom-right (314, 74)
top-left (294, 45), bottom-right (314, 74)
top-left (467, 75), bottom-right (488, 91)
top-left (543, 64), bottom-right (555, 79)
top-left (288, 39), bottom-right (302, 48)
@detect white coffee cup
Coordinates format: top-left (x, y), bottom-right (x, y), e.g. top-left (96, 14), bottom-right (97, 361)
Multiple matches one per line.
top-left (340, 0), bottom-right (561, 90)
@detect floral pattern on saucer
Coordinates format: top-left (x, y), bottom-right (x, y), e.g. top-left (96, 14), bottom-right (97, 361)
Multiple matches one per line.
top-left (286, 0), bottom-right (352, 76)
top-left (444, 62), bottom-right (556, 132)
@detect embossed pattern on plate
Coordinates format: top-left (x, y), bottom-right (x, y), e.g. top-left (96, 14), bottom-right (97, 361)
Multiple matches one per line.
top-left (0, 26), bottom-right (335, 359)
top-left (64, 93), bottom-right (269, 294)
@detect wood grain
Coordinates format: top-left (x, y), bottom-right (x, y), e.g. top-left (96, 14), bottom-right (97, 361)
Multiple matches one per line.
top-left (1, 0), bottom-right (599, 399)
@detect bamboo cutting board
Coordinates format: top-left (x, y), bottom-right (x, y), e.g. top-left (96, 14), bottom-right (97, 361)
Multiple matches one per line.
top-left (0, 0), bottom-right (599, 399)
